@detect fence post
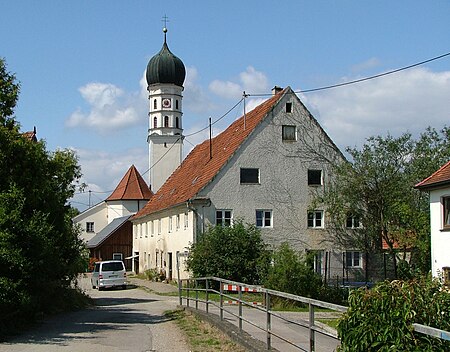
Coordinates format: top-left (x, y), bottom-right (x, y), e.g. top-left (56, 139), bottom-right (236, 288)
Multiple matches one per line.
top-left (309, 302), bottom-right (315, 352)
top-left (186, 279), bottom-right (190, 308)
top-left (206, 278), bottom-right (209, 314)
top-left (266, 290), bottom-right (271, 350)
top-left (238, 284), bottom-right (243, 331)
top-left (178, 278), bottom-right (182, 306)
top-left (195, 279), bottom-right (199, 310)
top-left (220, 280), bottom-right (224, 320)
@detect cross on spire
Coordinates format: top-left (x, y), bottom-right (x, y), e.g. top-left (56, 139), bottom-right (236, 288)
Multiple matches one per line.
top-left (162, 15), bottom-right (169, 29)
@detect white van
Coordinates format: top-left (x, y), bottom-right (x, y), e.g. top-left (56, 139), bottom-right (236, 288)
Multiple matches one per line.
top-left (91, 260), bottom-right (127, 290)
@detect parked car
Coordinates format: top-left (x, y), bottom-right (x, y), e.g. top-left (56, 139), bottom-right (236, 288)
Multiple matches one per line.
top-left (91, 260), bottom-right (127, 290)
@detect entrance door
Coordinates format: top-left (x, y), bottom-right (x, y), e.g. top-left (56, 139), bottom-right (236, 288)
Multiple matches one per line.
top-left (168, 252), bottom-right (173, 281)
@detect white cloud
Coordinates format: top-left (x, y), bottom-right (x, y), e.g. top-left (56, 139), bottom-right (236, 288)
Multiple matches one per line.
top-left (66, 80), bottom-right (147, 134)
top-left (303, 68), bottom-right (450, 150)
top-left (183, 66), bottom-right (216, 113)
top-left (209, 66), bottom-right (270, 100)
top-left (350, 57), bottom-right (381, 74)
top-left (69, 146), bottom-right (148, 210)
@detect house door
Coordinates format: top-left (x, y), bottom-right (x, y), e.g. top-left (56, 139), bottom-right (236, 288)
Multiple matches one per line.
top-left (168, 252), bottom-right (173, 281)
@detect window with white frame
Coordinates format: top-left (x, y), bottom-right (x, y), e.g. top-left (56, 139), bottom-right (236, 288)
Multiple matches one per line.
top-left (86, 222), bottom-right (94, 233)
top-left (256, 210), bottom-right (272, 228)
top-left (139, 223), bottom-right (142, 238)
top-left (151, 220), bottom-right (154, 236)
top-left (158, 219), bottom-right (162, 235)
top-left (184, 212), bottom-right (189, 229)
top-left (282, 125), bottom-right (296, 142)
top-left (443, 197), bottom-right (450, 229)
top-left (345, 251), bottom-right (362, 268)
top-left (216, 209), bottom-right (232, 226)
top-left (240, 168), bottom-right (259, 184)
top-left (346, 214), bottom-right (361, 229)
top-left (307, 210), bottom-right (323, 228)
top-left (176, 214), bottom-right (180, 230)
top-left (169, 216), bottom-right (173, 233)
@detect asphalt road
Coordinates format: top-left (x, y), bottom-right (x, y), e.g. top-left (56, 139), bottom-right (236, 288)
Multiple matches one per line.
top-left (0, 276), bottom-right (190, 352)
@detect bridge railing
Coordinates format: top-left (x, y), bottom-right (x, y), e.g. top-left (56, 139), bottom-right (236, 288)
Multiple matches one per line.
top-left (178, 276), bottom-right (347, 352)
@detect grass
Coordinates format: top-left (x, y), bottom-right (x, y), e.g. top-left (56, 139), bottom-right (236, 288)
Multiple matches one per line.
top-left (318, 318), bottom-right (340, 330)
top-left (165, 309), bottom-right (247, 352)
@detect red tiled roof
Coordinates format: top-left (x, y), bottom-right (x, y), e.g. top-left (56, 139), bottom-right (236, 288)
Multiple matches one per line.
top-left (134, 88), bottom-right (287, 219)
top-left (106, 165), bottom-right (153, 201)
top-left (22, 127), bottom-right (37, 142)
top-left (415, 160), bottom-right (450, 190)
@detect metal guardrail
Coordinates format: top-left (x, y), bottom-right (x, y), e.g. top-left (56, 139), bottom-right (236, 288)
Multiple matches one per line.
top-left (413, 323), bottom-right (450, 341)
top-left (178, 276), bottom-right (347, 352)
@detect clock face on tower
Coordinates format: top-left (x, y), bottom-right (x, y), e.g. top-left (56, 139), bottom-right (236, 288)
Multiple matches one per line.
top-left (162, 98), bottom-right (171, 108)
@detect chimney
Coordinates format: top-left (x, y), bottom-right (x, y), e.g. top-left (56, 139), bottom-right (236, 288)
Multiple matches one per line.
top-left (272, 86), bottom-right (283, 95)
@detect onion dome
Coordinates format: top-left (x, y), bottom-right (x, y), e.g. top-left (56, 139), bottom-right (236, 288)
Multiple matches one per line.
top-left (146, 28), bottom-right (186, 87)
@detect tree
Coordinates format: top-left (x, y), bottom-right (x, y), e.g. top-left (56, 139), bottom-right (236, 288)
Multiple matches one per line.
top-left (186, 220), bottom-right (270, 285)
top-left (0, 58), bottom-right (86, 335)
top-left (316, 129), bottom-right (450, 280)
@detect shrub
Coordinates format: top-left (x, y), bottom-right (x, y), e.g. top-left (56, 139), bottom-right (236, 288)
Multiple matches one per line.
top-left (263, 243), bottom-right (322, 298)
top-left (186, 220), bottom-right (269, 285)
top-left (337, 277), bottom-right (450, 351)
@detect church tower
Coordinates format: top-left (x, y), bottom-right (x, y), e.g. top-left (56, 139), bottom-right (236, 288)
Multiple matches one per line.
top-left (146, 27), bottom-right (186, 193)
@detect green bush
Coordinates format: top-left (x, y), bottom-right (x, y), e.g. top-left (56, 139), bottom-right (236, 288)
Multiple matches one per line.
top-left (338, 277), bottom-right (450, 351)
top-left (186, 220), bottom-right (270, 285)
top-left (144, 268), bottom-right (159, 281)
top-left (263, 243), bottom-right (322, 298)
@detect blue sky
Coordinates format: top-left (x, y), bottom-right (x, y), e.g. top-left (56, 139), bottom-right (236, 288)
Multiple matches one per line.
top-left (2, 1), bottom-right (449, 211)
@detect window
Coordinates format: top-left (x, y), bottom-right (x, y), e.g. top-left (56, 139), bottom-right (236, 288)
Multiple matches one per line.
top-left (164, 116), bottom-right (169, 127)
top-left (153, 117), bottom-right (157, 128)
top-left (443, 197), bottom-right (450, 229)
top-left (282, 125), bottom-right (296, 141)
top-left (308, 169), bottom-right (322, 186)
top-left (153, 99), bottom-right (157, 110)
top-left (113, 253), bottom-right (123, 261)
top-left (169, 216), bottom-right (173, 233)
top-left (216, 210), bottom-right (232, 226)
top-left (240, 168), bottom-right (259, 184)
top-left (175, 117), bottom-right (180, 129)
top-left (308, 210), bottom-right (323, 228)
top-left (176, 100), bottom-right (179, 110)
top-left (176, 214), bottom-right (180, 230)
top-left (139, 223), bottom-right (142, 238)
top-left (346, 214), bottom-right (361, 229)
top-left (143, 223), bottom-right (148, 237)
top-left (184, 212), bottom-right (189, 229)
top-left (86, 222), bottom-right (94, 232)
top-left (286, 102), bottom-right (292, 113)
top-left (345, 251), bottom-right (362, 268)
top-left (158, 219), bottom-right (162, 235)
top-left (151, 220), bottom-right (154, 236)
top-left (256, 210), bottom-right (272, 228)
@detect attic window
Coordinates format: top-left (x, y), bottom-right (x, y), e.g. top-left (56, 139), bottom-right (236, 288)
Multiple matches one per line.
top-left (282, 125), bottom-right (296, 141)
top-left (240, 168), bottom-right (259, 184)
top-left (286, 102), bottom-right (292, 113)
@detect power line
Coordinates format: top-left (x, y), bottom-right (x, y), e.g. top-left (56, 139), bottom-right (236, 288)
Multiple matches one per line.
top-left (248, 51), bottom-right (450, 97)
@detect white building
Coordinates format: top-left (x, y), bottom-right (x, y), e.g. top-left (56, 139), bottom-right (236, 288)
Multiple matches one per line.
top-left (415, 160), bottom-right (450, 281)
